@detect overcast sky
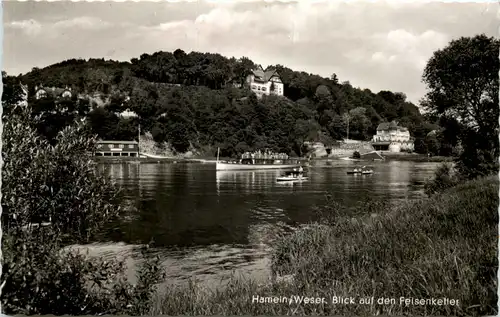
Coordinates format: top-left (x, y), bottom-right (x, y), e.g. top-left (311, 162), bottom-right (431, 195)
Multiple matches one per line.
top-left (3, 0), bottom-right (498, 104)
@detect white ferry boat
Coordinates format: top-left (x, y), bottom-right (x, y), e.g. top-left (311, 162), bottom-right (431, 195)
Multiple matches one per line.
top-left (215, 148), bottom-right (308, 171)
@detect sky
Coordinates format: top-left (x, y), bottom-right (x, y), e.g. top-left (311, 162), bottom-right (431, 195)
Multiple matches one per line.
top-left (3, 0), bottom-right (498, 104)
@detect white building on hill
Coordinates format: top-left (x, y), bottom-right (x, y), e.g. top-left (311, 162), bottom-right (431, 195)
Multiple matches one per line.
top-left (246, 65), bottom-right (284, 98)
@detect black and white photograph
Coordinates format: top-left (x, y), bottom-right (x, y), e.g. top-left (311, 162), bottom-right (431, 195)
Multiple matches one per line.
top-left (1, 0), bottom-right (498, 315)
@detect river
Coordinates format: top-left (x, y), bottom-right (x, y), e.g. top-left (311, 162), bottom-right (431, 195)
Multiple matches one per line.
top-left (85, 160), bottom-right (440, 288)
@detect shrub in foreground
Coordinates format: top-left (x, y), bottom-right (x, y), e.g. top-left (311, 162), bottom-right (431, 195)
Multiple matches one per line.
top-left (1, 106), bottom-right (164, 315)
top-left (424, 162), bottom-right (460, 196)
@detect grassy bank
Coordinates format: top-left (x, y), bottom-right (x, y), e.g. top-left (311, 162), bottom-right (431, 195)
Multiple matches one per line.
top-left (148, 176), bottom-right (498, 316)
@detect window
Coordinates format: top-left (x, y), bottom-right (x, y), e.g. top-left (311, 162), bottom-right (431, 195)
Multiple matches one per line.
top-left (257, 87), bottom-right (261, 91)
top-left (109, 144), bottom-right (114, 148)
top-left (251, 85), bottom-right (257, 90)
top-left (97, 144), bottom-right (103, 149)
top-left (128, 144), bottom-right (135, 149)
top-left (119, 144), bottom-right (125, 149)
top-left (261, 87), bottom-right (267, 92)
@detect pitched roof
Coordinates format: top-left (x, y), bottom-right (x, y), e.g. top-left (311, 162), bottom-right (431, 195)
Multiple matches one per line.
top-left (37, 86), bottom-right (71, 97)
top-left (252, 67), bottom-right (279, 82)
top-left (376, 121), bottom-right (408, 131)
top-left (97, 140), bottom-right (138, 144)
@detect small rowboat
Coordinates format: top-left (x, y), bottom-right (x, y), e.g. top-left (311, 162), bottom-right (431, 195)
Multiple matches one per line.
top-left (276, 170), bottom-right (308, 182)
top-left (347, 166), bottom-right (374, 175)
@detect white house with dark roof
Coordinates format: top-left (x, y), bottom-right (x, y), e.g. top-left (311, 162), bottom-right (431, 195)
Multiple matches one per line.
top-left (246, 65), bottom-right (284, 97)
top-left (371, 121), bottom-right (414, 152)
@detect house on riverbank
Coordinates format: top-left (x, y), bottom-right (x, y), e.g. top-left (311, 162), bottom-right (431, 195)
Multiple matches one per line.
top-left (95, 140), bottom-right (139, 157)
top-left (371, 121), bottom-right (414, 152)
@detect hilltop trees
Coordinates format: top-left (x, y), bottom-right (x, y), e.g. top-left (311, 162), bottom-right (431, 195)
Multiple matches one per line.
top-left (422, 34), bottom-right (499, 177)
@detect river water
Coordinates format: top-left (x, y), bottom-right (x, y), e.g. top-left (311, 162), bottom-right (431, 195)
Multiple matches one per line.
top-left (88, 160), bottom-right (440, 287)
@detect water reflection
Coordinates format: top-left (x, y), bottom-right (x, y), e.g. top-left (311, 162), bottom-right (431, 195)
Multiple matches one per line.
top-left (216, 170), bottom-right (282, 195)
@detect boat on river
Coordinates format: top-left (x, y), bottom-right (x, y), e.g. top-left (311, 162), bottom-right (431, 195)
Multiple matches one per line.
top-left (347, 166), bottom-right (374, 175)
top-left (276, 169), bottom-right (308, 182)
top-left (215, 148), bottom-right (308, 171)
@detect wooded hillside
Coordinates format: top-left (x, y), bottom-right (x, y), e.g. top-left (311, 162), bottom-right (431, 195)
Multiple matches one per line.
top-left (5, 49), bottom-right (439, 157)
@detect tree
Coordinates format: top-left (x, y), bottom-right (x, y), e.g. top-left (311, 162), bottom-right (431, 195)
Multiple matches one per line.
top-left (348, 107), bottom-right (371, 140)
top-left (342, 112), bottom-right (351, 140)
top-left (292, 119), bottom-right (319, 156)
top-left (233, 56), bottom-right (255, 87)
top-left (88, 107), bottom-right (121, 139)
top-left (2, 72), bottom-right (26, 116)
top-left (330, 73), bottom-right (339, 84)
top-left (30, 96), bottom-right (82, 143)
top-left (422, 34), bottom-right (499, 134)
top-left (422, 34), bottom-right (499, 177)
top-left (425, 132), bottom-right (441, 156)
top-left (425, 35), bottom-right (499, 129)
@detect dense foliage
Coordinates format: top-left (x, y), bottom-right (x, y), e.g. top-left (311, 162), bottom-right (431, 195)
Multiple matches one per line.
top-left (5, 50), bottom-right (435, 157)
top-left (422, 34), bottom-right (499, 178)
top-left (1, 105), bottom-right (164, 315)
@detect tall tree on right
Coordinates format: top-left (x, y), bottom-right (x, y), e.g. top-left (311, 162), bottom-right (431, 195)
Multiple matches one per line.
top-left (421, 34), bottom-right (499, 178)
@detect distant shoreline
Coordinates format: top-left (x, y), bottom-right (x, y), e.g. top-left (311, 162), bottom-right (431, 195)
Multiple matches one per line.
top-left (381, 153), bottom-right (454, 162)
top-left (93, 153), bottom-right (454, 164)
top-left (316, 153), bottom-right (454, 163)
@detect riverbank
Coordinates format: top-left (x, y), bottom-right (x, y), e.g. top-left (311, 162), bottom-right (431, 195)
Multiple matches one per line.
top-left (94, 151), bottom-right (453, 164)
top-left (381, 152), bottom-right (454, 162)
top-left (320, 153), bottom-right (454, 162)
top-left (92, 156), bottom-right (212, 164)
top-left (147, 175), bottom-right (497, 315)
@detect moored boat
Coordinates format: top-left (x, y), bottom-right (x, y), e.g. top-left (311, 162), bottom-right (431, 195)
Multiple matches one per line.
top-left (347, 166), bottom-right (374, 175)
top-left (276, 169), bottom-right (308, 182)
top-left (215, 148), bottom-right (308, 171)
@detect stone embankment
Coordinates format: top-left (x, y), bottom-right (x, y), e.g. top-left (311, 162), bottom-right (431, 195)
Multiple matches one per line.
top-left (305, 141), bottom-right (374, 158)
